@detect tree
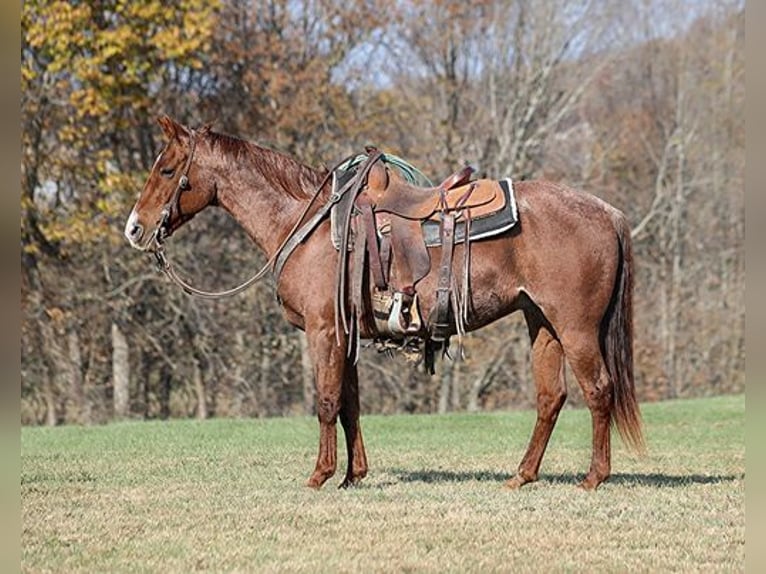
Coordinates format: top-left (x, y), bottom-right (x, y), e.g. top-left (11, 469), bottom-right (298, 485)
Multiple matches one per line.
top-left (22, 0), bottom-right (219, 424)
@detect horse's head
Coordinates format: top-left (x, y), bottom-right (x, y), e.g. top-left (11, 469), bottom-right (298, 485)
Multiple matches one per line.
top-left (124, 116), bottom-right (216, 251)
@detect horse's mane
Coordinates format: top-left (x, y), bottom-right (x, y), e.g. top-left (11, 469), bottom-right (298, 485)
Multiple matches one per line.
top-left (203, 129), bottom-right (326, 200)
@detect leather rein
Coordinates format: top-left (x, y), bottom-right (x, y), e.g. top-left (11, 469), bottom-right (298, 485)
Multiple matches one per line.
top-left (151, 132), bottom-right (380, 300)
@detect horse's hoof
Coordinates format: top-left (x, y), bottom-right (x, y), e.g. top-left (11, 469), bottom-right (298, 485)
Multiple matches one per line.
top-left (504, 475), bottom-right (532, 490)
top-left (306, 473), bottom-right (329, 489)
top-left (338, 474), bottom-right (365, 489)
top-left (577, 474), bottom-right (607, 490)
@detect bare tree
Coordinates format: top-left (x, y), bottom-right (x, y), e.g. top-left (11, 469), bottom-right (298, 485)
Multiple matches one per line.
top-left (112, 323), bottom-right (130, 419)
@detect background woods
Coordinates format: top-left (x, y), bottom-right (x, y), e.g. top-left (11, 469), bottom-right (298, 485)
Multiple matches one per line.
top-left (21, 0), bottom-right (744, 425)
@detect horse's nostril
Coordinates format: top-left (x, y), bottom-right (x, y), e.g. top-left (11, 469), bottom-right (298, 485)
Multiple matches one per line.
top-left (128, 223), bottom-right (143, 241)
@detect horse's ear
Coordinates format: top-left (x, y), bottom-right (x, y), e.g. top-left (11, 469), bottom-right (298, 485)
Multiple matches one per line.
top-left (157, 115), bottom-right (181, 140)
top-left (157, 116), bottom-right (193, 141)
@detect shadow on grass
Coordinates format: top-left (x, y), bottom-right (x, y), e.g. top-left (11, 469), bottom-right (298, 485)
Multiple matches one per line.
top-left (390, 468), bottom-right (744, 488)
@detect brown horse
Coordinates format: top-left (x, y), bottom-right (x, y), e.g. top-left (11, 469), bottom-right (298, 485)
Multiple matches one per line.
top-left (125, 116), bottom-right (644, 490)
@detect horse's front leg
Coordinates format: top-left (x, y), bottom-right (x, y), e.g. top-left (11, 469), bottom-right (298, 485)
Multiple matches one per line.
top-left (338, 361), bottom-right (368, 488)
top-left (305, 326), bottom-right (345, 489)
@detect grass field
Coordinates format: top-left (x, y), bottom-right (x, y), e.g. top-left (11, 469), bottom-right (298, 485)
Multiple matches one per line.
top-left (21, 394), bottom-right (744, 572)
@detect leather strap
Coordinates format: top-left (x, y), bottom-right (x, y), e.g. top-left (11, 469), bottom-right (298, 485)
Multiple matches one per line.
top-left (334, 150), bottom-right (384, 341)
top-left (356, 195), bottom-right (387, 290)
top-left (455, 183), bottom-right (476, 210)
top-left (432, 212), bottom-right (456, 342)
top-left (379, 234), bottom-right (392, 286)
top-left (272, 195), bottom-right (336, 280)
top-left (348, 213), bottom-right (368, 363)
top-left (461, 210), bottom-right (472, 326)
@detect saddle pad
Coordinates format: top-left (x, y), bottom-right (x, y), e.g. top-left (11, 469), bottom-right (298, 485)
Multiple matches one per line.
top-left (421, 178), bottom-right (518, 246)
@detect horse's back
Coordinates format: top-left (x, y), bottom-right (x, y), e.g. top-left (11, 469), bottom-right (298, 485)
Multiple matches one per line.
top-left (514, 179), bottom-right (625, 230)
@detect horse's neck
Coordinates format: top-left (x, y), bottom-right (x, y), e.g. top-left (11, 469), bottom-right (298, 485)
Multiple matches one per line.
top-left (210, 147), bottom-right (320, 258)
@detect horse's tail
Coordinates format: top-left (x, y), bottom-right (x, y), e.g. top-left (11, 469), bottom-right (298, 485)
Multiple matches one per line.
top-left (604, 214), bottom-right (645, 454)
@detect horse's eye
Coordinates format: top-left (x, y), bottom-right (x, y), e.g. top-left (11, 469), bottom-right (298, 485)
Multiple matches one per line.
top-left (159, 167), bottom-right (175, 178)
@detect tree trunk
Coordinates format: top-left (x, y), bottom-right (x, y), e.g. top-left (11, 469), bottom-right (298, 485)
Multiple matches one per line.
top-left (450, 361), bottom-right (462, 411)
top-left (232, 330), bottom-right (246, 416)
top-left (192, 357), bottom-right (207, 420)
top-left (437, 363), bottom-right (451, 414)
top-left (66, 330), bottom-right (86, 424)
top-left (259, 339), bottom-right (272, 416)
top-left (136, 349), bottom-right (148, 419)
top-left (659, 276), bottom-right (675, 398)
top-left (111, 322), bottom-right (130, 419)
top-left (160, 363), bottom-right (171, 420)
top-left (42, 363), bottom-right (57, 427)
top-left (36, 305), bottom-right (68, 426)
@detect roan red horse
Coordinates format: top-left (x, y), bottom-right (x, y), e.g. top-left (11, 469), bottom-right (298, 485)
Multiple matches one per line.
top-left (125, 116), bottom-right (644, 490)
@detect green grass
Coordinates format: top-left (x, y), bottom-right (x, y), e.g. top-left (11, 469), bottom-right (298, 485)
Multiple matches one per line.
top-left (21, 395), bottom-right (744, 573)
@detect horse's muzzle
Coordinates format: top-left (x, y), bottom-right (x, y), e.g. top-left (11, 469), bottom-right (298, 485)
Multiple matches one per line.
top-left (124, 210), bottom-right (155, 251)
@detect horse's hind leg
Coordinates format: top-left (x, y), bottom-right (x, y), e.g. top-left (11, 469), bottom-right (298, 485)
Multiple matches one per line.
top-left (506, 310), bottom-right (567, 489)
top-left (338, 362), bottom-right (368, 488)
top-left (560, 331), bottom-right (613, 490)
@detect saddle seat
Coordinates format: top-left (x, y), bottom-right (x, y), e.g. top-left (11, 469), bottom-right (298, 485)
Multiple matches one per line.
top-left (364, 163), bottom-right (498, 220)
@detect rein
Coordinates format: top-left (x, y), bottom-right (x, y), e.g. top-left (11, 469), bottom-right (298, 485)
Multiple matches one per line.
top-left (152, 144), bottom-right (380, 300)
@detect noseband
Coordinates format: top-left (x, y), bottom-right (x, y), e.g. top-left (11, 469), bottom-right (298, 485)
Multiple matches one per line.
top-left (156, 130), bottom-right (198, 244)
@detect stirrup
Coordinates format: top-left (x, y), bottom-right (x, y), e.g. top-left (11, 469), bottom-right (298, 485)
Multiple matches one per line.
top-left (388, 292), bottom-right (422, 335)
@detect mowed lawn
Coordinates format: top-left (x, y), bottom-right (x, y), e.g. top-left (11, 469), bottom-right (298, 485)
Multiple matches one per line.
top-left (22, 394), bottom-right (744, 572)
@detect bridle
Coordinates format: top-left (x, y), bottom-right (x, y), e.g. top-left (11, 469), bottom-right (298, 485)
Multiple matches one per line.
top-left (156, 130), bottom-right (197, 243)
top-left (150, 133), bottom-right (382, 300)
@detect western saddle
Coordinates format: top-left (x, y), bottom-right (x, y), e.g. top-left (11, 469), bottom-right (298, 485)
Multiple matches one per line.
top-left (328, 148), bottom-right (509, 370)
